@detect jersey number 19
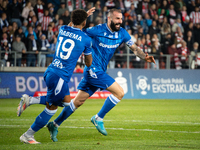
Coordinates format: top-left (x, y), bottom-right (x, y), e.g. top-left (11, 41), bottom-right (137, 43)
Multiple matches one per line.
top-left (56, 37), bottom-right (75, 60)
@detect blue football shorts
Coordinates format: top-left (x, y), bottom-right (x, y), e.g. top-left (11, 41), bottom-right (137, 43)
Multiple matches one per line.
top-left (77, 70), bottom-right (115, 96)
top-left (44, 70), bottom-right (70, 106)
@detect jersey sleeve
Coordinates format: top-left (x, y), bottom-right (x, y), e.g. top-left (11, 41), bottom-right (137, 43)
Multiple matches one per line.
top-left (83, 37), bottom-right (92, 55)
top-left (83, 24), bottom-right (101, 38)
top-left (123, 29), bottom-right (134, 47)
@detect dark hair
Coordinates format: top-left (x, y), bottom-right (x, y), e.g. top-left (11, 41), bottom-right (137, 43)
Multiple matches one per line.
top-left (71, 9), bottom-right (87, 25)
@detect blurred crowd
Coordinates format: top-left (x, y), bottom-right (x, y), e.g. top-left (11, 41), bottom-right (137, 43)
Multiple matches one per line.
top-left (0, 0), bottom-right (200, 70)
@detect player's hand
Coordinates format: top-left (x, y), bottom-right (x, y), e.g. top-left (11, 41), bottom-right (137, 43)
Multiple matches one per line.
top-left (87, 7), bottom-right (95, 17)
top-left (145, 53), bottom-right (156, 64)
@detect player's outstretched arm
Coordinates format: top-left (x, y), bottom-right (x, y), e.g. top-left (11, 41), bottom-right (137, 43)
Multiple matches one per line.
top-left (68, 7), bottom-right (95, 27)
top-left (87, 7), bottom-right (95, 17)
top-left (130, 44), bottom-right (156, 64)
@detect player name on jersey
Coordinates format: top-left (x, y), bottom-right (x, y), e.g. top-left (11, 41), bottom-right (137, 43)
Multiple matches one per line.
top-left (59, 29), bottom-right (82, 41)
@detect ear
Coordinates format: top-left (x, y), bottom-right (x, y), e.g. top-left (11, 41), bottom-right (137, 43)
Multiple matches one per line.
top-left (82, 20), bottom-right (86, 27)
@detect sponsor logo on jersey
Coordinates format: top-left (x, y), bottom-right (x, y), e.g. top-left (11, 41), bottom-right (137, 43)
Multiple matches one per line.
top-left (99, 43), bottom-right (119, 48)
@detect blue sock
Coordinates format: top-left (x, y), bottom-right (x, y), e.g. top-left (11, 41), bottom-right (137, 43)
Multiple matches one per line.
top-left (97, 94), bottom-right (120, 119)
top-left (54, 100), bottom-right (76, 126)
top-left (40, 96), bottom-right (47, 105)
top-left (31, 107), bottom-right (57, 132)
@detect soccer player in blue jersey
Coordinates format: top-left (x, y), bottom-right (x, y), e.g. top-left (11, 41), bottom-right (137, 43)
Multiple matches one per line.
top-left (45, 8), bottom-right (155, 140)
top-left (17, 9), bottom-right (93, 144)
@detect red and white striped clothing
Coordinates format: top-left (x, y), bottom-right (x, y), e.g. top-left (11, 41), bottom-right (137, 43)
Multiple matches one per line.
top-left (105, 0), bottom-right (115, 9)
top-left (76, 0), bottom-right (86, 9)
top-left (142, 2), bottom-right (148, 16)
top-left (196, 55), bottom-right (200, 66)
top-left (169, 9), bottom-right (176, 25)
top-left (40, 16), bottom-right (52, 31)
top-left (174, 53), bottom-right (182, 69)
top-left (67, 0), bottom-right (73, 12)
top-left (181, 47), bottom-right (187, 60)
top-left (36, 4), bottom-right (44, 19)
top-left (181, 11), bottom-right (187, 22)
top-left (190, 11), bottom-right (200, 24)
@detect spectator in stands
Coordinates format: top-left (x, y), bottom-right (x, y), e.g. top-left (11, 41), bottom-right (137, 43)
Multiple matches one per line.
top-left (180, 41), bottom-right (189, 69)
top-left (151, 40), bottom-right (162, 69)
top-left (60, 10), bottom-right (70, 25)
top-left (137, 26), bottom-right (145, 40)
top-left (158, 0), bottom-right (169, 16)
top-left (14, 27), bottom-right (25, 43)
top-left (0, 26), bottom-right (8, 40)
top-left (148, 3), bottom-right (157, 20)
top-left (1, 39), bottom-right (11, 67)
top-left (162, 33), bottom-right (173, 55)
top-left (172, 18), bottom-right (184, 33)
top-left (105, 0), bottom-right (116, 10)
top-left (189, 6), bottom-right (200, 24)
top-left (190, 42), bottom-right (200, 69)
top-left (26, 34), bottom-right (40, 67)
top-left (102, 6), bottom-right (108, 23)
top-left (140, 13), bottom-right (152, 35)
top-left (35, 24), bottom-right (43, 40)
top-left (168, 4), bottom-right (177, 25)
top-left (12, 34), bottom-right (26, 67)
top-left (30, 15), bottom-right (39, 30)
top-left (40, 9), bottom-right (52, 31)
top-left (38, 34), bottom-right (49, 67)
top-left (184, 30), bottom-right (194, 51)
top-left (21, 20), bottom-right (28, 33)
top-left (0, 1), bottom-right (9, 18)
top-left (9, 0), bottom-right (22, 27)
top-left (57, 2), bottom-right (67, 17)
top-left (187, 0), bottom-right (196, 15)
top-left (34, 0), bottom-right (44, 19)
top-left (160, 17), bottom-right (171, 36)
top-left (22, 1), bottom-right (35, 21)
top-left (25, 25), bottom-right (37, 40)
top-left (181, 5), bottom-right (188, 24)
top-left (0, 13), bottom-right (9, 30)
top-left (184, 21), bottom-right (194, 38)
top-left (46, 35), bottom-right (56, 66)
top-left (45, 24), bottom-right (54, 43)
top-left (148, 20), bottom-right (160, 39)
top-left (194, 23), bottom-right (200, 44)
top-left (49, 6), bottom-right (54, 19)
top-left (137, 0), bottom-right (149, 17)
top-left (56, 18), bottom-right (64, 31)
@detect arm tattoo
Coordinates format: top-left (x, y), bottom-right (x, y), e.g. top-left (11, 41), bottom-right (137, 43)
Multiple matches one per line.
top-left (132, 45), bottom-right (146, 60)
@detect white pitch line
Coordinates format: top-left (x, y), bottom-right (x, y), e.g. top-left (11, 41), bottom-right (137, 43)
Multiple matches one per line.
top-left (0, 119), bottom-right (200, 125)
top-left (0, 124), bottom-right (199, 134)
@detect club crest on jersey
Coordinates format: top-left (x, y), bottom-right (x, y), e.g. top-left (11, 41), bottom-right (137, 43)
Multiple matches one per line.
top-left (108, 35), bottom-right (113, 38)
top-left (115, 32), bottom-right (118, 38)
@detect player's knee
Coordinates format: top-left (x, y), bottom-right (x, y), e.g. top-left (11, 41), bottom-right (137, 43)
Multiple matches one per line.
top-left (115, 89), bottom-right (124, 100)
top-left (73, 99), bottom-right (86, 108)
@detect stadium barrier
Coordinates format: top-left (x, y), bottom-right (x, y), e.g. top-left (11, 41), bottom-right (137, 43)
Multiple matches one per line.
top-left (0, 69), bottom-right (200, 99)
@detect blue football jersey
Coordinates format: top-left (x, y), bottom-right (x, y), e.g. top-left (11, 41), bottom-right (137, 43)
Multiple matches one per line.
top-left (47, 25), bottom-right (92, 82)
top-left (83, 23), bottom-right (133, 72)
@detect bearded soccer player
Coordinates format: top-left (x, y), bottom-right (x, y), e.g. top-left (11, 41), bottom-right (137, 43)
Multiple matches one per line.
top-left (46, 8), bottom-right (155, 141)
top-left (18, 8), bottom-right (155, 142)
top-left (17, 9), bottom-right (93, 144)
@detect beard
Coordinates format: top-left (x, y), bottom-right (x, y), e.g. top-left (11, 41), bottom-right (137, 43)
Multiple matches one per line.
top-left (110, 20), bottom-right (121, 31)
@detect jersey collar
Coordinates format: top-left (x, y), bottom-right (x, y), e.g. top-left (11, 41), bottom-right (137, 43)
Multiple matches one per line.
top-left (71, 26), bottom-right (81, 30)
top-left (105, 23), bottom-right (115, 34)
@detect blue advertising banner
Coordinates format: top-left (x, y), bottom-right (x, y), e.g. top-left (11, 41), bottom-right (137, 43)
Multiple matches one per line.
top-left (107, 69), bottom-right (200, 99)
top-left (0, 69), bottom-right (200, 99)
top-left (0, 72), bottom-right (83, 99)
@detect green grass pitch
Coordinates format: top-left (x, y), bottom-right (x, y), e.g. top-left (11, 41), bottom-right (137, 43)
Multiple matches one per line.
top-left (0, 99), bottom-right (200, 150)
